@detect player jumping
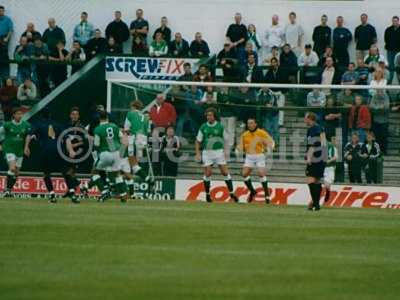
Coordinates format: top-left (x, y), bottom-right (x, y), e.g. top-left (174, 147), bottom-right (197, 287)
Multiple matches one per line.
top-left (237, 117), bottom-right (275, 204)
top-left (0, 107), bottom-right (31, 197)
top-left (195, 108), bottom-right (238, 203)
top-left (304, 112), bottom-right (327, 211)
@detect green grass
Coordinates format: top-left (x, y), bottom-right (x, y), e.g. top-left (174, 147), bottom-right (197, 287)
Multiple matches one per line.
top-left (0, 198), bottom-right (399, 300)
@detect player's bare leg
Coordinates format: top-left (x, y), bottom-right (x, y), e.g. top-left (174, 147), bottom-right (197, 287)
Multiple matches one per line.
top-left (219, 164), bottom-right (238, 203)
top-left (242, 166), bottom-right (256, 203)
top-left (257, 167), bottom-right (271, 204)
top-left (203, 166), bottom-right (213, 203)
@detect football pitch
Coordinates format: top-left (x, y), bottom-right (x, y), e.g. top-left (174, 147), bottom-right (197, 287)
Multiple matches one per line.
top-left (0, 198), bottom-right (399, 300)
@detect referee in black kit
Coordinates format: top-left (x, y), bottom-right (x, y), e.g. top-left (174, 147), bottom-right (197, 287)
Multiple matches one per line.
top-left (304, 112), bottom-right (327, 211)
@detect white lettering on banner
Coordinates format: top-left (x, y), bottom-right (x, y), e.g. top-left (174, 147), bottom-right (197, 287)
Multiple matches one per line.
top-left (105, 57), bottom-right (200, 81)
top-left (175, 179), bottom-right (400, 209)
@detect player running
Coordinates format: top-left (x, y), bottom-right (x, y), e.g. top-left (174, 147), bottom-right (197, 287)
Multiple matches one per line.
top-left (0, 107), bottom-right (31, 197)
top-left (237, 117), bottom-right (275, 204)
top-left (304, 112), bottom-right (327, 211)
top-left (323, 136), bottom-right (338, 204)
top-left (195, 108), bottom-right (238, 203)
top-left (93, 111), bottom-right (128, 202)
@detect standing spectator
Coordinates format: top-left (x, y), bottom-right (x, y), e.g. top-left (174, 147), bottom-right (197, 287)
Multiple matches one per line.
top-left (73, 12), bottom-right (95, 48)
top-left (150, 94), bottom-right (177, 129)
top-left (318, 46), bottom-right (337, 68)
top-left (348, 95), bottom-right (371, 143)
top-left (247, 24), bottom-right (262, 54)
top-left (169, 32), bottom-right (189, 57)
top-left (153, 16), bottom-right (172, 44)
top-left (279, 44), bottom-right (298, 83)
top-left (130, 9), bottom-right (149, 44)
top-left (106, 37), bottom-right (123, 55)
top-left (149, 32), bottom-right (168, 57)
top-left (21, 23), bottom-right (42, 44)
top-left (86, 29), bottom-right (107, 60)
top-left (131, 34), bottom-right (148, 56)
top-left (341, 62), bottom-right (358, 85)
top-left (67, 41), bottom-right (86, 74)
top-left (264, 15), bottom-right (285, 57)
top-left (354, 14), bottom-right (377, 61)
top-left (29, 38), bottom-right (50, 97)
top-left (14, 36), bottom-right (32, 84)
top-left (323, 97), bottom-right (341, 140)
top-left (284, 12), bottom-right (304, 55)
top-left (258, 87), bottom-right (279, 143)
top-left (105, 11), bottom-right (129, 47)
top-left (360, 131), bottom-right (381, 184)
top-left (230, 86), bottom-right (256, 122)
top-left (298, 44), bottom-right (319, 84)
top-left (189, 32), bottom-right (210, 58)
top-left (0, 6), bottom-right (13, 47)
top-left (49, 41), bottom-right (68, 87)
top-left (176, 85), bottom-right (203, 136)
top-left (333, 16), bottom-right (352, 68)
top-left (217, 87), bottom-right (236, 148)
top-left (364, 46), bottom-right (387, 69)
top-left (226, 13), bottom-right (247, 49)
top-left (319, 57), bottom-right (341, 96)
top-left (0, 78), bottom-right (17, 120)
top-left (369, 90), bottom-right (390, 154)
top-left (42, 18), bottom-right (66, 52)
top-left (243, 53), bottom-right (263, 83)
top-left (159, 126), bottom-right (180, 176)
top-left (384, 16), bottom-right (400, 84)
top-left (17, 78), bottom-right (37, 101)
top-left (312, 15), bottom-right (331, 58)
top-left (344, 132), bottom-right (363, 183)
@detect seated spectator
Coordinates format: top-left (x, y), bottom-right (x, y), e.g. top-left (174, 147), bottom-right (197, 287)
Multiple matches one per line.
top-left (355, 57), bottom-right (370, 86)
top-left (360, 131), bottom-right (381, 184)
top-left (247, 24), bottom-right (262, 54)
top-left (106, 37), bottom-right (123, 55)
top-left (131, 34), bottom-right (148, 57)
top-left (14, 36), bottom-right (31, 85)
top-left (0, 77), bottom-right (17, 120)
top-left (149, 32), bottom-right (168, 57)
top-left (49, 41), bottom-right (68, 87)
top-left (364, 46), bottom-right (387, 69)
top-left (217, 42), bottom-right (238, 62)
top-left (86, 29), bottom-right (107, 60)
top-left (67, 41), bottom-right (86, 74)
top-left (189, 32), bottom-right (210, 58)
top-left (238, 41), bottom-right (258, 66)
top-left (337, 88), bottom-right (354, 107)
top-left (178, 63), bottom-right (193, 85)
top-left (323, 97), bottom-right (341, 140)
top-left (193, 64), bottom-right (213, 85)
top-left (279, 44), bottom-right (298, 83)
top-left (130, 9), bottom-right (149, 44)
top-left (217, 43), bottom-right (239, 82)
top-left (344, 132), bottom-right (363, 183)
top-left (298, 44), bottom-right (319, 84)
top-left (265, 57), bottom-right (285, 86)
top-left (17, 78), bottom-right (37, 101)
top-left (258, 87), bottom-right (279, 143)
top-left (319, 57), bottom-right (341, 96)
top-left (243, 53), bottom-right (263, 83)
top-left (42, 18), bottom-right (66, 52)
top-left (377, 59), bottom-right (390, 82)
top-left (73, 12), bottom-right (95, 48)
top-left (21, 22), bottom-right (42, 44)
top-left (159, 126), bottom-right (180, 176)
top-left (150, 94), bottom-right (177, 129)
top-left (176, 85), bottom-right (203, 136)
top-left (318, 46), bottom-right (337, 68)
top-left (169, 33), bottom-right (189, 57)
top-left (369, 89), bottom-right (390, 154)
top-left (341, 62), bottom-right (358, 85)
top-left (369, 67), bottom-right (387, 97)
top-left (29, 38), bottom-right (50, 97)
top-left (348, 94), bottom-right (371, 143)
top-left (105, 11), bottom-right (130, 47)
top-left (202, 90), bottom-right (218, 111)
top-left (264, 46), bottom-right (280, 66)
top-left (153, 16), bottom-right (172, 44)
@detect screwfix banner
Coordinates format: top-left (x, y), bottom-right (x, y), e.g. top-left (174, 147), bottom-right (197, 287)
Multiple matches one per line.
top-left (105, 57), bottom-right (200, 80)
top-left (175, 179), bottom-right (400, 209)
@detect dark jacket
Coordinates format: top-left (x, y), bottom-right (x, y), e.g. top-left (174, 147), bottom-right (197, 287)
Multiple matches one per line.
top-left (318, 67), bottom-right (341, 85)
top-left (42, 26), bottom-right (66, 51)
top-left (312, 25), bottom-right (332, 56)
top-left (153, 27), bottom-right (172, 44)
top-left (105, 20), bottom-right (130, 45)
top-left (384, 25), bottom-right (400, 52)
top-left (333, 27), bottom-right (352, 54)
top-left (242, 64), bottom-right (263, 83)
top-left (169, 39), bottom-right (190, 57)
top-left (86, 37), bottom-right (107, 60)
top-left (354, 24), bottom-right (377, 51)
top-left (189, 40), bottom-right (210, 57)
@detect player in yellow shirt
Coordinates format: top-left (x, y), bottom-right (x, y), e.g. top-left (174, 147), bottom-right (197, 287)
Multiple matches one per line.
top-left (237, 118), bottom-right (275, 204)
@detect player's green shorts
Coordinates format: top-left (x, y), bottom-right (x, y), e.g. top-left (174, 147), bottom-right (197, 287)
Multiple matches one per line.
top-left (5, 153), bottom-right (23, 168)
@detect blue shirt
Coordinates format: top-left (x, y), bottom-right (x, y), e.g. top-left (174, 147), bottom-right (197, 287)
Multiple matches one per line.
top-left (307, 124), bottom-right (325, 159)
top-left (0, 15), bottom-right (13, 37)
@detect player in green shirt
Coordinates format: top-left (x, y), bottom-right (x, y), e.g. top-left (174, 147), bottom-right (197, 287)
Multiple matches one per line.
top-left (195, 108), bottom-right (238, 203)
top-left (323, 136), bottom-right (338, 204)
top-left (0, 107), bottom-right (32, 197)
top-left (92, 111), bottom-right (128, 202)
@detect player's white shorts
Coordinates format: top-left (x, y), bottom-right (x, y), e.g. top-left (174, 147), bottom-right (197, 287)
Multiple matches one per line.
top-left (323, 166), bottom-right (335, 185)
top-left (119, 157), bottom-right (131, 174)
top-left (244, 154), bottom-right (266, 168)
top-left (95, 151), bottom-right (121, 172)
top-left (5, 153), bottom-right (23, 168)
top-left (128, 134), bottom-right (147, 156)
top-left (202, 149), bottom-right (226, 166)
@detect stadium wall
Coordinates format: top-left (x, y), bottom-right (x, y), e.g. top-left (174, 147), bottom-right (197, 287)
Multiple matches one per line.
top-left (5, 0), bottom-right (400, 60)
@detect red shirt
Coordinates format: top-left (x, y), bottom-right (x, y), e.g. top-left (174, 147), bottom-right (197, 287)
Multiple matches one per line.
top-left (149, 102), bottom-right (177, 128)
